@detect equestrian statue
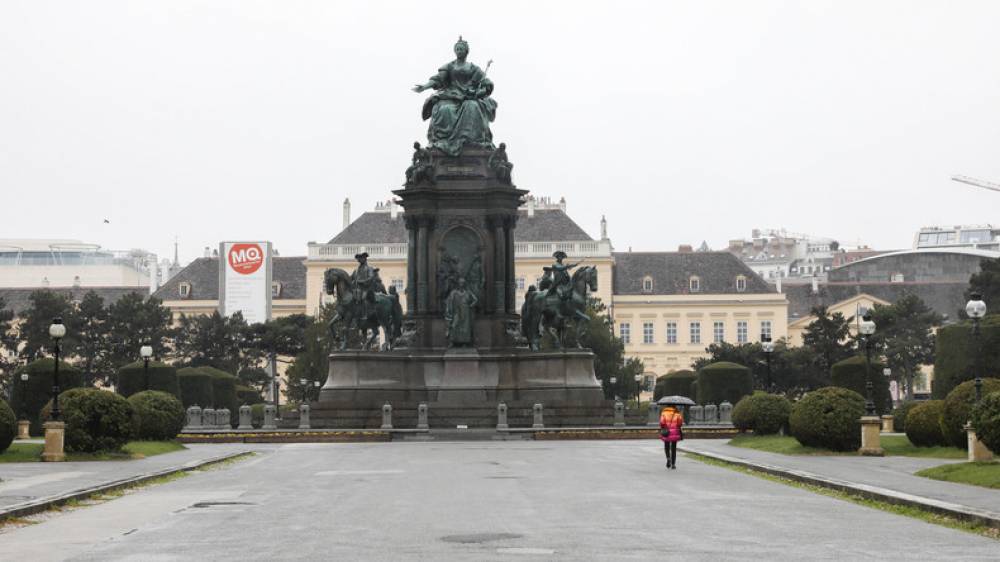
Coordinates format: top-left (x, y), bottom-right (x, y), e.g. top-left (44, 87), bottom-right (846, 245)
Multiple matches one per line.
top-left (521, 251), bottom-right (598, 350)
top-left (323, 252), bottom-right (403, 350)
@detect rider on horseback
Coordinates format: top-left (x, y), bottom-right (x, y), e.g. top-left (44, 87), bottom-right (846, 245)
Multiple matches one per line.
top-left (541, 250), bottom-right (581, 302)
top-left (350, 252), bottom-right (384, 326)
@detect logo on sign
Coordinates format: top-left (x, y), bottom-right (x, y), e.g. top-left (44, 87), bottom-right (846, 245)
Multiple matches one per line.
top-left (228, 243), bottom-right (264, 275)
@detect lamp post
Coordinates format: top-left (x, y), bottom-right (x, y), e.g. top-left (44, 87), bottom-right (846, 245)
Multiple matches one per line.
top-left (882, 367), bottom-right (893, 408)
top-left (634, 373), bottom-right (642, 409)
top-left (313, 380), bottom-right (321, 403)
top-left (299, 378), bottom-right (308, 403)
top-left (19, 372), bottom-right (29, 420)
top-left (48, 318), bottom-right (66, 421)
top-left (609, 376), bottom-right (617, 401)
top-left (761, 336), bottom-right (775, 392)
top-left (965, 292), bottom-right (987, 402)
top-left (140, 344), bottom-right (153, 391)
top-left (859, 313), bottom-right (877, 417)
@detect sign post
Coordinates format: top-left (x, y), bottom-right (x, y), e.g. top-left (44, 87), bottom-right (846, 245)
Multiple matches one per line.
top-left (219, 241), bottom-right (273, 324)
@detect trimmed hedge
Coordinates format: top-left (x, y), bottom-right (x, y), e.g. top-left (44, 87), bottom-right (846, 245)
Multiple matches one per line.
top-left (11, 358), bottom-right (85, 435)
top-left (654, 370), bottom-right (696, 401)
top-left (830, 355), bottom-right (891, 416)
top-left (0, 400), bottom-right (16, 453)
top-left (116, 361), bottom-right (180, 399)
top-left (128, 391), bottom-right (185, 441)
top-left (695, 362), bottom-right (753, 406)
top-left (789, 387), bottom-right (865, 451)
top-left (732, 392), bottom-right (791, 435)
top-left (45, 388), bottom-right (134, 453)
top-left (971, 391), bottom-right (1000, 455)
top-left (892, 401), bottom-right (919, 435)
top-left (941, 378), bottom-right (1000, 447)
top-left (933, 317), bottom-right (1000, 399)
top-left (904, 400), bottom-right (948, 447)
top-left (236, 385), bottom-right (264, 406)
top-left (177, 368), bottom-right (214, 408)
top-left (200, 367), bottom-right (239, 423)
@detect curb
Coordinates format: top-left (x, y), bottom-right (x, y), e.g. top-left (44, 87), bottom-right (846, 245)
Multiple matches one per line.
top-left (0, 450), bottom-right (252, 522)
top-left (681, 446), bottom-right (1000, 530)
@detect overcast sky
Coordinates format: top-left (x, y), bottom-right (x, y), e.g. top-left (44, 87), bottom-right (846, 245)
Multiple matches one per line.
top-left (2, 1), bottom-right (998, 263)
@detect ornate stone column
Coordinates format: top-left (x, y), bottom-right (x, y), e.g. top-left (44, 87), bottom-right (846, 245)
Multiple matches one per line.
top-left (416, 217), bottom-right (431, 314)
top-left (491, 215), bottom-right (505, 314)
top-left (405, 215), bottom-right (418, 313)
top-left (504, 215), bottom-right (517, 314)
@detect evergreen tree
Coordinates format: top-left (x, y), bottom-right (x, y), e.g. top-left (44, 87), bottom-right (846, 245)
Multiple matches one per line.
top-left (577, 298), bottom-right (643, 399)
top-left (172, 310), bottom-right (243, 373)
top-left (17, 290), bottom-right (75, 362)
top-left (105, 293), bottom-right (173, 369)
top-left (70, 291), bottom-right (111, 386)
top-left (285, 306), bottom-right (336, 402)
top-left (965, 257), bottom-right (1000, 317)
top-left (801, 305), bottom-right (854, 382)
top-left (0, 297), bottom-right (20, 397)
top-left (869, 294), bottom-right (942, 400)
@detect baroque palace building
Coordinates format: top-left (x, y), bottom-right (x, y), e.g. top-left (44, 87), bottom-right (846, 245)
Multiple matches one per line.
top-left (155, 196), bottom-right (789, 384)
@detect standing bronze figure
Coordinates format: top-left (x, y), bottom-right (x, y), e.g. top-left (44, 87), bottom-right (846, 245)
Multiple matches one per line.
top-left (445, 278), bottom-right (478, 347)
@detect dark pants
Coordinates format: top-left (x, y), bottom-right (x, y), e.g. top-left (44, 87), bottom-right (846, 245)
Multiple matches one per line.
top-left (664, 441), bottom-right (677, 466)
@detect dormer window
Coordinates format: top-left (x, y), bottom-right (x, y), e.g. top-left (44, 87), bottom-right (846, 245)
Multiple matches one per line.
top-left (178, 282), bottom-right (192, 299)
top-left (272, 281), bottom-right (283, 298)
top-left (736, 275), bottom-right (747, 292)
top-left (642, 276), bottom-right (653, 293)
top-left (689, 276), bottom-right (700, 293)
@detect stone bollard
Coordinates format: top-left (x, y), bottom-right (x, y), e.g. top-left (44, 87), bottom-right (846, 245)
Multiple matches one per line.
top-left (532, 403), bottom-right (544, 429)
top-left (704, 404), bottom-right (718, 425)
top-left (966, 423), bottom-right (995, 462)
top-left (202, 408), bottom-right (216, 430)
top-left (17, 420), bottom-right (31, 440)
top-left (185, 405), bottom-right (203, 430)
top-left (859, 415), bottom-right (884, 456)
top-left (719, 401), bottom-right (733, 425)
top-left (217, 408), bottom-right (231, 430)
top-left (299, 404), bottom-right (311, 430)
top-left (381, 401), bottom-right (393, 430)
top-left (647, 403), bottom-right (661, 427)
top-left (416, 402), bottom-right (429, 430)
top-left (263, 404), bottom-right (277, 430)
top-left (41, 420), bottom-right (66, 462)
top-left (613, 401), bottom-right (625, 427)
top-left (237, 405), bottom-right (252, 430)
top-left (496, 402), bottom-right (509, 430)
top-left (689, 405), bottom-right (704, 425)
top-left (881, 415), bottom-right (894, 433)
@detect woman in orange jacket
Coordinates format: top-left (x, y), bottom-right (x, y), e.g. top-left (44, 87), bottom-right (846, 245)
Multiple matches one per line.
top-left (659, 405), bottom-right (684, 469)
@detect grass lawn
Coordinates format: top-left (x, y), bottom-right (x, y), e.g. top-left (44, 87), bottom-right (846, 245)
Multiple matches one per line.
top-left (916, 462), bottom-right (1000, 490)
top-left (0, 440), bottom-right (186, 463)
top-left (729, 434), bottom-right (965, 459)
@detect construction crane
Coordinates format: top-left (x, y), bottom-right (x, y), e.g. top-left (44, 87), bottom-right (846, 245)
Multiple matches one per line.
top-left (952, 175), bottom-right (1000, 193)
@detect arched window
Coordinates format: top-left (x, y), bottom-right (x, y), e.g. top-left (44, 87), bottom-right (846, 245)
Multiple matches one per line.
top-left (642, 276), bottom-right (653, 293)
top-left (736, 275), bottom-right (747, 292)
top-left (689, 276), bottom-right (700, 293)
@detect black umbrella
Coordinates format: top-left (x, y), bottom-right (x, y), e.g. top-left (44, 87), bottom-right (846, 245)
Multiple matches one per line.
top-left (656, 395), bottom-right (696, 406)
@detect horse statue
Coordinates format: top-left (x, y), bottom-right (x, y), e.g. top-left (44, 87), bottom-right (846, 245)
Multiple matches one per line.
top-left (323, 268), bottom-right (402, 350)
top-left (521, 265), bottom-right (598, 350)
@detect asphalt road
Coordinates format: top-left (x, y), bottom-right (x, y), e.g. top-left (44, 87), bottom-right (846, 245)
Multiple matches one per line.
top-left (2, 441), bottom-right (997, 561)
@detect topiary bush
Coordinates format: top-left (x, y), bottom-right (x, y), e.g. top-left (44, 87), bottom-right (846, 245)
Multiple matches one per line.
top-left (830, 355), bottom-right (891, 415)
top-left (940, 378), bottom-right (1000, 448)
top-left (236, 385), bottom-right (264, 406)
top-left (116, 361), bottom-right (180, 399)
top-left (251, 403), bottom-right (265, 428)
top-left (654, 370), bottom-right (696, 400)
top-left (695, 362), bottom-right (753, 406)
top-left (199, 367), bottom-right (239, 424)
top-left (971, 391), bottom-right (1000, 455)
top-left (177, 368), bottom-right (214, 408)
top-left (0, 400), bottom-right (16, 453)
top-left (10, 358), bottom-right (86, 435)
top-left (933, 316), bottom-right (1000, 398)
top-left (904, 400), bottom-right (948, 447)
top-left (128, 391), bottom-right (185, 441)
top-left (732, 392), bottom-right (791, 435)
top-left (45, 388), bottom-right (134, 453)
top-left (893, 401), bottom-right (919, 434)
top-left (789, 386), bottom-right (866, 451)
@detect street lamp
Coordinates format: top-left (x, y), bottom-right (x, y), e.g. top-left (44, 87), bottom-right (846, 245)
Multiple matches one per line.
top-left (609, 376), bottom-right (617, 401)
top-left (19, 372), bottom-right (29, 420)
top-left (859, 312), bottom-right (877, 416)
top-left (313, 380), bottom-right (321, 402)
top-left (882, 367), bottom-right (893, 409)
top-left (634, 373), bottom-right (642, 409)
top-left (761, 336), bottom-right (775, 392)
top-left (299, 378), bottom-right (308, 402)
top-left (966, 292), bottom-right (987, 402)
top-left (140, 344), bottom-right (153, 391)
top-left (48, 318), bottom-right (66, 420)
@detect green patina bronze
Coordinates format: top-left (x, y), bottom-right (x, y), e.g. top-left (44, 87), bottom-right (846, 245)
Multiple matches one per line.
top-left (412, 36), bottom-right (496, 156)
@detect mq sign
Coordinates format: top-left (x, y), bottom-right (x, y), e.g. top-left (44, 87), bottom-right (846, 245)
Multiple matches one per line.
top-left (228, 243), bottom-right (265, 275)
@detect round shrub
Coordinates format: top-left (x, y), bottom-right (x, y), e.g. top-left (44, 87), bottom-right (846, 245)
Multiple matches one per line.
top-left (732, 392), bottom-right (791, 435)
top-left (893, 401), bottom-right (919, 434)
top-left (904, 400), bottom-right (948, 447)
top-left (830, 355), bottom-right (891, 416)
top-left (0, 400), bottom-right (16, 453)
top-left (116, 361), bottom-right (180, 399)
top-left (10, 359), bottom-right (85, 435)
top-left (971, 391), bottom-right (1000, 455)
top-left (695, 362), bottom-right (753, 406)
top-left (45, 388), bottom-right (134, 453)
top-left (789, 386), bottom-right (866, 451)
top-left (940, 378), bottom-right (1000, 448)
top-left (177, 368), bottom-right (214, 408)
top-left (128, 391), bottom-right (185, 441)
top-left (654, 370), bottom-right (696, 400)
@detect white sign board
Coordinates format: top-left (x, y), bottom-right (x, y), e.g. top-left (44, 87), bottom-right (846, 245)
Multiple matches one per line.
top-left (219, 241), bottom-right (272, 324)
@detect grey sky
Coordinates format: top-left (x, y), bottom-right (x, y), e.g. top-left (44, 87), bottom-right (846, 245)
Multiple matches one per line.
top-left (2, 1), bottom-right (998, 263)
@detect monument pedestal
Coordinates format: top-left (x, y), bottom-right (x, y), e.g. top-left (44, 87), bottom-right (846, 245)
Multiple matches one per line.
top-left (859, 416), bottom-right (884, 456)
top-left (41, 421), bottom-right (66, 462)
top-left (965, 423), bottom-right (995, 462)
top-left (16, 420), bottom-right (30, 440)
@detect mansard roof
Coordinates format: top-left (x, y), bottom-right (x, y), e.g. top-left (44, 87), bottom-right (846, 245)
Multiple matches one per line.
top-left (612, 252), bottom-right (775, 296)
top-left (152, 257), bottom-right (306, 301)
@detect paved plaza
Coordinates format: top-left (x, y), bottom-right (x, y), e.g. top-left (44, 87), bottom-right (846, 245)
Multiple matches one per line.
top-left (2, 441), bottom-right (998, 561)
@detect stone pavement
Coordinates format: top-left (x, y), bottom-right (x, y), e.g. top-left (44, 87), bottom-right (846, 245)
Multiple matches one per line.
top-left (1, 441), bottom-right (997, 561)
top-left (0, 443), bottom-right (256, 512)
top-left (680, 439), bottom-right (1000, 517)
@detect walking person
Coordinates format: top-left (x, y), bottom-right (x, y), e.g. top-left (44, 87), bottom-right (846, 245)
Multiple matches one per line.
top-left (660, 405), bottom-right (684, 469)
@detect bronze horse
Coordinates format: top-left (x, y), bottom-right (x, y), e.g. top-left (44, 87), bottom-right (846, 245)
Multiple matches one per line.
top-left (323, 268), bottom-right (402, 350)
top-left (521, 265), bottom-right (598, 350)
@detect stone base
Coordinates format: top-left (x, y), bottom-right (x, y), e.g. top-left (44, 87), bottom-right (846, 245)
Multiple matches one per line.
top-left (41, 421), bottom-right (66, 462)
top-left (859, 416), bottom-right (884, 456)
top-left (965, 423), bottom-right (995, 462)
top-left (16, 420), bottom-right (30, 440)
top-left (880, 415), bottom-right (894, 433)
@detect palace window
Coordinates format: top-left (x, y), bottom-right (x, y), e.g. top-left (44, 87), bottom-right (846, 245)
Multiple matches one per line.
top-left (689, 322), bottom-right (701, 344)
top-left (760, 320), bottom-right (772, 341)
top-left (178, 282), bottom-right (192, 299)
top-left (736, 275), bottom-right (747, 292)
top-left (666, 322), bottom-right (677, 344)
top-left (713, 321), bottom-right (725, 343)
top-left (643, 322), bottom-right (654, 344)
top-left (391, 279), bottom-right (405, 293)
top-left (620, 323), bottom-right (631, 344)
top-left (737, 320), bottom-right (748, 343)
top-left (689, 276), bottom-right (701, 293)
top-left (516, 277), bottom-right (525, 290)
top-left (642, 276), bottom-right (654, 293)
top-left (271, 282), bottom-right (283, 298)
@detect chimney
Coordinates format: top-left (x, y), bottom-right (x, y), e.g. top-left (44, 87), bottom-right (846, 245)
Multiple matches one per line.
top-left (600, 215), bottom-right (608, 240)
top-left (527, 196), bottom-right (535, 217)
top-left (775, 276), bottom-right (782, 293)
top-left (343, 198), bottom-right (352, 229)
top-left (390, 199), bottom-right (399, 220)
top-left (204, 246), bottom-right (211, 258)
top-left (559, 196), bottom-right (566, 212)
top-left (811, 276), bottom-right (819, 294)
top-left (678, 244), bottom-right (693, 253)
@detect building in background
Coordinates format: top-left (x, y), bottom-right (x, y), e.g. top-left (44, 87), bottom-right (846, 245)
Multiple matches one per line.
top-left (727, 228), bottom-right (841, 284)
top-left (913, 224), bottom-right (999, 251)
